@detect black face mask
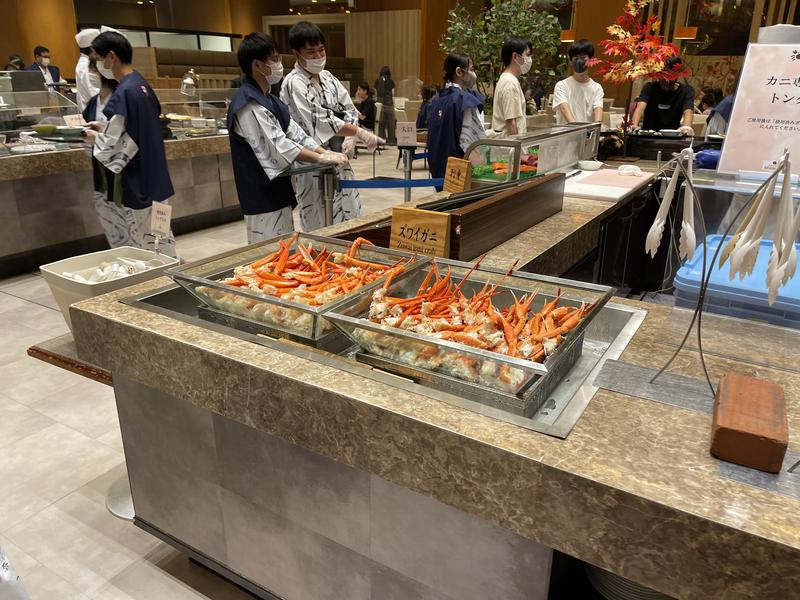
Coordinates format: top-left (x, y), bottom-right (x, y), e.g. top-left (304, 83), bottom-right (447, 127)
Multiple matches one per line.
top-left (572, 57), bottom-right (587, 74)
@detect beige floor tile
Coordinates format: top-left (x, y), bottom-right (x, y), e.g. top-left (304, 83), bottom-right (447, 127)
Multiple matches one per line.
top-left (0, 276), bottom-right (60, 311)
top-left (0, 356), bottom-right (89, 406)
top-left (0, 397), bottom-right (55, 450)
top-left (0, 424), bottom-right (122, 532)
top-left (91, 544), bottom-right (257, 600)
top-left (0, 272), bottom-right (41, 292)
top-left (75, 463), bottom-right (128, 508)
top-left (30, 377), bottom-right (118, 440)
top-left (0, 533), bottom-right (41, 578)
top-left (0, 291), bottom-right (32, 314)
top-left (0, 301), bottom-right (70, 336)
top-left (96, 427), bottom-right (125, 453)
top-left (17, 563), bottom-right (91, 600)
top-left (0, 325), bottom-right (48, 367)
top-left (5, 493), bottom-right (160, 597)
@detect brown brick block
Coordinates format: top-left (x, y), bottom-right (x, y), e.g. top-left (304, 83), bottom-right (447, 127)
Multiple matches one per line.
top-left (710, 373), bottom-right (788, 474)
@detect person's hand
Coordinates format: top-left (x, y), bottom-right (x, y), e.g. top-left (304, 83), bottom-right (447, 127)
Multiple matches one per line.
top-left (319, 150), bottom-right (348, 166)
top-left (87, 121), bottom-right (106, 132)
top-left (356, 127), bottom-right (384, 152)
top-left (628, 123), bottom-right (641, 133)
top-left (484, 128), bottom-right (499, 139)
top-left (342, 137), bottom-right (356, 158)
top-left (82, 129), bottom-right (97, 145)
top-left (679, 125), bottom-right (695, 137)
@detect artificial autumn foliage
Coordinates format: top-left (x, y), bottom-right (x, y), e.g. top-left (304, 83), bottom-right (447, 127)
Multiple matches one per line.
top-left (588, 0), bottom-right (692, 83)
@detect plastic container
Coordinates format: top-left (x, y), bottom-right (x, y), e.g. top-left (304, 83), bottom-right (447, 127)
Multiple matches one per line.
top-left (40, 247), bottom-right (179, 329)
top-left (674, 235), bottom-right (800, 328)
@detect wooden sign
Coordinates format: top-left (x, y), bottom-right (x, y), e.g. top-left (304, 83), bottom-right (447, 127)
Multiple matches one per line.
top-left (443, 157), bottom-right (472, 193)
top-left (389, 206), bottom-right (451, 258)
top-left (395, 121), bottom-right (417, 147)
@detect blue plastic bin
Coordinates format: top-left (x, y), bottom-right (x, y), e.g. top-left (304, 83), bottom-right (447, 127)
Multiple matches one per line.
top-left (673, 235), bottom-right (800, 328)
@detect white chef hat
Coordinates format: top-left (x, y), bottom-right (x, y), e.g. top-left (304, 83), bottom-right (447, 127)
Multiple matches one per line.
top-left (100, 25), bottom-right (124, 36)
top-left (75, 28), bottom-right (100, 48)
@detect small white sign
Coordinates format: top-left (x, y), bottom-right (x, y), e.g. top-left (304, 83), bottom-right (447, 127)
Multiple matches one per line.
top-left (150, 201), bottom-right (173, 238)
top-left (396, 121), bottom-right (417, 147)
top-left (62, 113), bottom-right (85, 127)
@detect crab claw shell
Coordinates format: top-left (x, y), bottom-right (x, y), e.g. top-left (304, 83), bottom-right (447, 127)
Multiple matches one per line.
top-left (739, 241), bottom-right (761, 280)
top-left (678, 220), bottom-right (696, 261)
top-left (782, 245), bottom-right (797, 284)
top-left (729, 238), bottom-right (753, 280)
top-left (718, 233), bottom-right (741, 268)
top-left (645, 218), bottom-right (667, 258)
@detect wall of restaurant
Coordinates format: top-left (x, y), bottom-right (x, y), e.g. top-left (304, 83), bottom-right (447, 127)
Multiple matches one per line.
top-left (346, 10), bottom-right (421, 85)
top-left (0, 0), bottom-right (79, 78)
top-left (573, 0), bottom-right (629, 106)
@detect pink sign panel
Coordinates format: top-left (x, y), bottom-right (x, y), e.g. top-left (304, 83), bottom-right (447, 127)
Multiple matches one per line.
top-left (718, 44), bottom-right (800, 175)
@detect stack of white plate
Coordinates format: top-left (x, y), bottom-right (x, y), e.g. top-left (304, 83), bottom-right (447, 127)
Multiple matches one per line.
top-left (585, 564), bottom-right (675, 600)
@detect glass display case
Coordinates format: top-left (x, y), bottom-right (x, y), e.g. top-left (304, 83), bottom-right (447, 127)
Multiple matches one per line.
top-left (0, 91), bottom-right (79, 139)
top-left (156, 88), bottom-right (236, 120)
top-left (464, 122), bottom-right (601, 185)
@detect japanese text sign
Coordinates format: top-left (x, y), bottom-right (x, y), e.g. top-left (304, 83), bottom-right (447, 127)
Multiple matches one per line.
top-left (389, 206), bottom-right (451, 258)
top-left (395, 121), bottom-right (417, 147)
top-left (150, 201), bottom-right (173, 238)
top-left (718, 44), bottom-right (800, 175)
top-left (443, 157), bottom-right (472, 193)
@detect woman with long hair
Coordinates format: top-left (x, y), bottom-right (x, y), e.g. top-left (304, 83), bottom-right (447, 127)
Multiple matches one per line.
top-left (374, 65), bottom-right (396, 144)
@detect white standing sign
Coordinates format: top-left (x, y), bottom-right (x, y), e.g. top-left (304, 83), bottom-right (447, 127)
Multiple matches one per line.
top-left (150, 201), bottom-right (173, 238)
top-left (395, 121), bottom-right (417, 147)
top-left (718, 44), bottom-right (800, 175)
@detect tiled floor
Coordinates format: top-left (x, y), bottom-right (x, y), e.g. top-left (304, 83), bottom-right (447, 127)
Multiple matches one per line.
top-left (0, 151), bottom-right (434, 599)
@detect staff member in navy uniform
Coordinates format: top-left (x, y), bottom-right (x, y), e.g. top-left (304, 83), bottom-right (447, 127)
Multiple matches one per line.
top-left (24, 45), bottom-right (66, 86)
top-left (228, 32), bottom-right (347, 243)
top-left (630, 55), bottom-right (695, 136)
top-left (427, 53), bottom-right (486, 187)
top-left (83, 31), bottom-right (178, 257)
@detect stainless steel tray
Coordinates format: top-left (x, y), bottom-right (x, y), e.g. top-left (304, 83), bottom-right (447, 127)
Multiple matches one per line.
top-left (166, 232), bottom-right (427, 344)
top-left (326, 258), bottom-right (614, 400)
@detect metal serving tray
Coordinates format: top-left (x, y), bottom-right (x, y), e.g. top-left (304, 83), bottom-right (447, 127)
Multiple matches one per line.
top-left (326, 258), bottom-right (613, 410)
top-left (166, 232), bottom-right (427, 346)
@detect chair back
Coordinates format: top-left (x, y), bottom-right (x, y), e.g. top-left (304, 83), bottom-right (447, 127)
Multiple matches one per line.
top-left (374, 101), bottom-right (383, 135)
top-left (404, 99), bottom-right (422, 124)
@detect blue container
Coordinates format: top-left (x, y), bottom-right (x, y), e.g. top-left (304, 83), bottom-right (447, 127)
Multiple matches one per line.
top-left (673, 235), bottom-right (800, 328)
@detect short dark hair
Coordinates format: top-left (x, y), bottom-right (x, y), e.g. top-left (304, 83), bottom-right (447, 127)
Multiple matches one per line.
top-left (501, 38), bottom-right (532, 67)
top-left (568, 39), bottom-right (594, 59)
top-left (33, 46), bottom-right (49, 57)
top-left (357, 81), bottom-right (371, 95)
top-left (664, 55), bottom-right (683, 71)
top-left (288, 21), bottom-right (326, 51)
top-left (421, 85), bottom-right (436, 101)
top-left (700, 93), bottom-right (715, 108)
top-left (238, 32), bottom-right (280, 77)
top-left (443, 53), bottom-right (470, 83)
top-left (92, 32), bottom-right (133, 64)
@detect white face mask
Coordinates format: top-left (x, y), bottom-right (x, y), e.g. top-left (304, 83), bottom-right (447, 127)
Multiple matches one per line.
top-left (517, 54), bottom-right (532, 75)
top-left (40, 57), bottom-right (51, 67)
top-left (97, 58), bottom-right (115, 80)
top-left (263, 61), bottom-right (283, 85)
top-left (303, 56), bottom-right (326, 75)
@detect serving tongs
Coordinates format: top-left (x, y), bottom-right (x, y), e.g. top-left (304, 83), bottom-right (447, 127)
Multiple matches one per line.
top-left (645, 147), bottom-right (696, 259)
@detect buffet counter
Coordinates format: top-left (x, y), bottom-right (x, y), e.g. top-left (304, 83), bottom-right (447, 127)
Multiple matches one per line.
top-left (0, 135), bottom-right (239, 277)
top-left (51, 170), bottom-right (800, 599)
top-left (67, 255), bottom-right (800, 600)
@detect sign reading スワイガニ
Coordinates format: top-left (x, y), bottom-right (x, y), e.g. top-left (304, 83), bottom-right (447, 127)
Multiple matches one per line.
top-left (389, 206), bottom-right (450, 257)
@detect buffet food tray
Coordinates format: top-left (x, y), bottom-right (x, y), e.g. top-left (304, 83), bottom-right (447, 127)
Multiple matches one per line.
top-left (326, 258), bottom-right (613, 410)
top-left (166, 233), bottom-right (426, 346)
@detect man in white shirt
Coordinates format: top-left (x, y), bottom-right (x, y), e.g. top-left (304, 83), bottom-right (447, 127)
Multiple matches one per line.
top-left (491, 38), bottom-right (532, 136)
top-left (24, 46), bottom-right (66, 86)
top-left (75, 29), bottom-right (101, 112)
top-left (553, 39), bottom-right (604, 125)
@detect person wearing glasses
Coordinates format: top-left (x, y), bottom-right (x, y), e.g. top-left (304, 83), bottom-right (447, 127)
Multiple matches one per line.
top-left (280, 21), bottom-right (383, 231)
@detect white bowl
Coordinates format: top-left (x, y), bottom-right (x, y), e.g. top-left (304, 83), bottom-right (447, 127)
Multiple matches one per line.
top-left (578, 160), bottom-right (603, 171)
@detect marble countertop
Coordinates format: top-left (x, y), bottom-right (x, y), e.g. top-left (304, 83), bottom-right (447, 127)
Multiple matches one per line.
top-left (70, 279), bottom-right (800, 597)
top-left (0, 135), bottom-right (229, 182)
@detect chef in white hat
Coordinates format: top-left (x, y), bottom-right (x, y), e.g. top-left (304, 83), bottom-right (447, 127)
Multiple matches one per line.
top-left (75, 28), bottom-right (100, 111)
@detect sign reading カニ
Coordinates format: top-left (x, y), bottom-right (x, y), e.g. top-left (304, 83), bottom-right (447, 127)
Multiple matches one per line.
top-left (389, 206), bottom-right (451, 257)
top-left (718, 44), bottom-right (800, 175)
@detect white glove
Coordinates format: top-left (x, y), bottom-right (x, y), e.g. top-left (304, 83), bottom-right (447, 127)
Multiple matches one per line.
top-left (356, 127), bottom-right (384, 152)
top-left (319, 150), bottom-right (348, 167)
top-left (679, 125), bottom-right (695, 137)
top-left (484, 128), bottom-right (499, 138)
top-left (342, 137), bottom-right (356, 158)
